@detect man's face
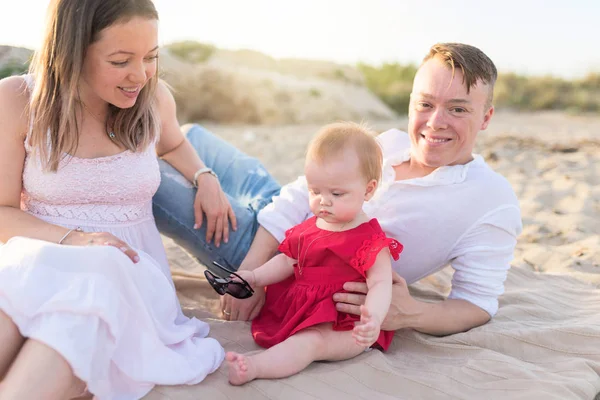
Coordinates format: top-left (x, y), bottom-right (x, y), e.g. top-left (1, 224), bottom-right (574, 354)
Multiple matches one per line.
top-left (407, 57), bottom-right (494, 171)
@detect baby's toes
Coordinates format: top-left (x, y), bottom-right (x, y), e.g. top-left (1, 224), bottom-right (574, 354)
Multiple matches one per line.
top-left (238, 357), bottom-right (248, 372)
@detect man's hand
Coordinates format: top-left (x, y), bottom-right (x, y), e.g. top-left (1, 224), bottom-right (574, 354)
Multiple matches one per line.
top-left (220, 286), bottom-right (265, 321)
top-left (333, 271), bottom-right (419, 331)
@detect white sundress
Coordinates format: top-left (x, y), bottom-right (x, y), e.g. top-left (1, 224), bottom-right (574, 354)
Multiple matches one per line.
top-left (0, 77), bottom-right (224, 400)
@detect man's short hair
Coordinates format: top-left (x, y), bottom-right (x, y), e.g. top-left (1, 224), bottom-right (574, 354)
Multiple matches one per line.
top-left (423, 43), bottom-right (498, 108)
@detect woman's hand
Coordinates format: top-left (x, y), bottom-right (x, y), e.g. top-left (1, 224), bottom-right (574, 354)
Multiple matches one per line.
top-left (62, 230), bottom-right (140, 264)
top-left (194, 173), bottom-right (237, 247)
top-left (333, 271), bottom-right (420, 331)
top-left (220, 286), bottom-right (266, 321)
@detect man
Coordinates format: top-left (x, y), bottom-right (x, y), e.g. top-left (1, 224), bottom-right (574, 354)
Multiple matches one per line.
top-left (217, 43), bottom-right (522, 335)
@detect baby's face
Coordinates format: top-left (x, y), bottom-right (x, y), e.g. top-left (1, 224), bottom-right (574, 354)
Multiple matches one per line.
top-left (305, 149), bottom-right (370, 225)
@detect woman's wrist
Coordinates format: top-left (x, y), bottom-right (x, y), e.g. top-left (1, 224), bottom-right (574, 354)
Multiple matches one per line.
top-left (193, 167), bottom-right (218, 188)
top-left (58, 227), bottom-right (83, 245)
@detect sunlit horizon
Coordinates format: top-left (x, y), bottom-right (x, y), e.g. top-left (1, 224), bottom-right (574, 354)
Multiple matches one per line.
top-left (1, 0), bottom-right (598, 79)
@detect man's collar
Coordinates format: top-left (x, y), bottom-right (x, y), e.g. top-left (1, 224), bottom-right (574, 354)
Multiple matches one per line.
top-left (382, 149), bottom-right (484, 187)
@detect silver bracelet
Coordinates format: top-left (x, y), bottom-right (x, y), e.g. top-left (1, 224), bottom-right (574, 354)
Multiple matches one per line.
top-left (193, 167), bottom-right (218, 188)
top-left (58, 227), bottom-right (83, 244)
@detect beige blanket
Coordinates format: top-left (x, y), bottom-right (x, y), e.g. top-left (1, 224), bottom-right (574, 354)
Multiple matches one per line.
top-left (144, 245), bottom-right (600, 400)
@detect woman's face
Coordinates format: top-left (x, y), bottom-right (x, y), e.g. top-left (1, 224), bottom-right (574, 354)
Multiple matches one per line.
top-left (80, 16), bottom-right (159, 109)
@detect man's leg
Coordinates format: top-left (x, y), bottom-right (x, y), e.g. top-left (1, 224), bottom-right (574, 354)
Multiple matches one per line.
top-left (153, 124), bottom-right (281, 271)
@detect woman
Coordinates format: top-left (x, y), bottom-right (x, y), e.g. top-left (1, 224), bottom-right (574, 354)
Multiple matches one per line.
top-left (0, 0), bottom-right (247, 398)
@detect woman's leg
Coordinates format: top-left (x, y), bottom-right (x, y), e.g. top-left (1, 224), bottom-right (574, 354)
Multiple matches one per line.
top-left (225, 324), bottom-right (366, 385)
top-left (153, 124), bottom-right (281, 271)
top-left (0, 339), bottom-right (85, 400)
top-left (0, 311), bottom-right (25, 380)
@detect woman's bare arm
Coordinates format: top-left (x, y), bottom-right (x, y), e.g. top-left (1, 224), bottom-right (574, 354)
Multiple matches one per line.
top-left (0, 76), bottom-right (73, 244)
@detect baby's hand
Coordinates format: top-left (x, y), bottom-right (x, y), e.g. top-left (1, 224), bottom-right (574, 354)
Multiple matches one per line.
top-left (232, 270), bottom-right (256, 287)
top-left (352, 305), bottom-right (381, 347)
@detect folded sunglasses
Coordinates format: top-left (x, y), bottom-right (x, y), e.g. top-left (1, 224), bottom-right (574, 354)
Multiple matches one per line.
top-left (204, 261), bottom-right (254, 299)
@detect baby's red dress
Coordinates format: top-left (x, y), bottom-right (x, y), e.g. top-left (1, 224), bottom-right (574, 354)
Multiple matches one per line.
top-left (251, 216), bottom-right (403, 351)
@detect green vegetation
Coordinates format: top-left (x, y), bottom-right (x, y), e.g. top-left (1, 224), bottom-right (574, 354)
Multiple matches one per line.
top-left (357, 62), bottom-right (417, 115)
top-left (0, 61), bottom-right (29, 80)
top-left (165, 41), bottom-right (216, 63)
top-left (309, 88), bottom-right (321, 98)
top-left (358, 62), bottom-right (600, 115)
top-left (494, 73), bottom-right (600, 113)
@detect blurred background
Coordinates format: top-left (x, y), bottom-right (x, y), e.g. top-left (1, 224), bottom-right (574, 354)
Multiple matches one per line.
top-left (1, 0), bottom-right (599, 125)
top-left (1, 1), bottom-right (599, 283)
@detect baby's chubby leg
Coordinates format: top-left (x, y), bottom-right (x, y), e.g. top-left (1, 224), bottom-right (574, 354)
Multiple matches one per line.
top-left (226, 323), bottom-right (367, 385)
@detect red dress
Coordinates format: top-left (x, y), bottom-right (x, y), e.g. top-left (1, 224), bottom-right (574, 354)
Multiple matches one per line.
top-left (251, 216), bottom-right (403, 351)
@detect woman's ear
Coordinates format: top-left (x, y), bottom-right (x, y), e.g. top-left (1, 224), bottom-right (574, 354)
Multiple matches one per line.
top-left (364, 179), bottom-right (378, 201)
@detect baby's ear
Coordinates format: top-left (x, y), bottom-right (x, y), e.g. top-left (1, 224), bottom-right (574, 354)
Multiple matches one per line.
top-left (364, 179), bottom-right (378, 201)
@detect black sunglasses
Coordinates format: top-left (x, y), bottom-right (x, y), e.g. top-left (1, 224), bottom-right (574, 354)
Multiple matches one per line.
top-left (204, 261), bottom-right (254, 299)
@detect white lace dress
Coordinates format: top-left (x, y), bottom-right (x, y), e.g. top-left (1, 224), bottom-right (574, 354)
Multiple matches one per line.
top-left (0, 98), bottom-right (224, 399)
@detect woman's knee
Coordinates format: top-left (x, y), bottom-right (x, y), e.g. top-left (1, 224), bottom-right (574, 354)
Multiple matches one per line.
top-left (0, 310), bottom-right (25, 379)
top-left (0, 310), bottom-right (21, 341)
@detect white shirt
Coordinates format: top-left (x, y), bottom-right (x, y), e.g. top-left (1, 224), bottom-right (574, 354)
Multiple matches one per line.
top-left (258, 129), bottom-right (522, 316)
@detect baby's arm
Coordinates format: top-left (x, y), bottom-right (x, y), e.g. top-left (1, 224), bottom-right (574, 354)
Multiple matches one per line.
top-left (352, 249), bottom-right (393, 346)
top-left (236, 253), bottom-right (295, 288)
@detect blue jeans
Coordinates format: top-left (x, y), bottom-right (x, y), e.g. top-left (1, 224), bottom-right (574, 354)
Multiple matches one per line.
top-left (152, 124), bottom-right (281, 272)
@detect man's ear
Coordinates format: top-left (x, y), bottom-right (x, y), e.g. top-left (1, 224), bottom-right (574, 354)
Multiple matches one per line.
top-left (481, 105), bottom-right (494, 131)
top-left (364, 179), bottom-right (378, 201)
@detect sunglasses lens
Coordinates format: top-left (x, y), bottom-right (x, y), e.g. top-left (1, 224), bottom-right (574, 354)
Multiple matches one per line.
top-left (226, 282), bottom-right (252, 299)
top-left (204, 269), bottom-right (253, 299)
top-left (204, 270), bottom-right (227, 295)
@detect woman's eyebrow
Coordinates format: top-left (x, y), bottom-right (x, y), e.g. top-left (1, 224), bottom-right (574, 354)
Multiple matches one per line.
top-left (108, 45), bottom-right (159, 57)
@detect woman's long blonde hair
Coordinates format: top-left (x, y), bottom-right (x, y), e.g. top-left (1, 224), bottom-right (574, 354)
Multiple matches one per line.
top-left (28, 0), bottom-right (160, 171)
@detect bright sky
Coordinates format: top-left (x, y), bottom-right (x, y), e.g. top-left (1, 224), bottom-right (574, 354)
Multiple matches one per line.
top-left (1, 0), bottom-right (598, 78)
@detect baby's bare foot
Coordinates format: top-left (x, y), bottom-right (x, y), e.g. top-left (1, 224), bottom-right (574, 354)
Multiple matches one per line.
top-left (225, 351), bottom-right (257, 385)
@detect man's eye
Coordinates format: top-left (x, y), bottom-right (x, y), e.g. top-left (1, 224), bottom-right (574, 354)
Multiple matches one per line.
top-left (416, 102), bottom-right (431, 109)
top-left (451, 107), bottom-right (467, 113)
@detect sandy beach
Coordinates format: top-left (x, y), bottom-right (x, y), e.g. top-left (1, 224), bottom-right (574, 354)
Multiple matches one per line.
top-left (163, 110), bottom-right (600, 318)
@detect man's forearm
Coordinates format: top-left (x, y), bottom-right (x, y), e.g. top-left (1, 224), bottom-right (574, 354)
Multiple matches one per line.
top-left (238, 225), bottom-right (280, 271)
top-left (399, 298), bottom-right (491, 336)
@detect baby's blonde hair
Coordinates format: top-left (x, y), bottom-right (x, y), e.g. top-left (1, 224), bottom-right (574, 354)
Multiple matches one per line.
top-left (306, 122), bottom-right (382, 183)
